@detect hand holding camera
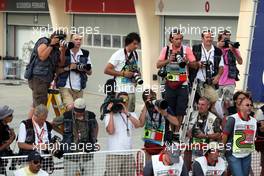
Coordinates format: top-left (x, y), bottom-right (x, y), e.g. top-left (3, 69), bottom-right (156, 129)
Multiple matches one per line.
top-left (123, 71), bottom-right (134, 78)
top-left (50, 37), bottom-right (59, 46)
top-left (70, 63), bottom-right (77, 70)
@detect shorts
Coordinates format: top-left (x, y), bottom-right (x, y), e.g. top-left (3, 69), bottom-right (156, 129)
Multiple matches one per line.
top-left (28, 77), bottom-right (50, 107)
top-left (59, 87), bottom-right (83, 107)
top-left (144, 143), bottom-right (163, 155)
top-left (164, 85), bottom-right (188, 116)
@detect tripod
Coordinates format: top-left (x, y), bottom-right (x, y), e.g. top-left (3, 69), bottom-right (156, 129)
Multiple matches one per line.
top-left (47, 88), bottom-right (65, 134)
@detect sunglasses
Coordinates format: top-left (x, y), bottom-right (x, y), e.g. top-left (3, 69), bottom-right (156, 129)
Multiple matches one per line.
top-left (245, 104), bottom-right (253, 107)
top-left (33, 160), bottom-right (41, 165)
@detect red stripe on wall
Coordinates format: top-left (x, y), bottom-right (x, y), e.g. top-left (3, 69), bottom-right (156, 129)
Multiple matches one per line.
top-left (66, 0), bottom-right (135, 14)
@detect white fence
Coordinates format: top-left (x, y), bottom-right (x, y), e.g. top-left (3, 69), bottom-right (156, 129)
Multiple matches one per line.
top-left (1, 149), bottom-right (145, 176)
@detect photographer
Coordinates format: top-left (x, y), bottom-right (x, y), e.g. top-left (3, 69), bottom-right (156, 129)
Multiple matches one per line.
top-left (156, 29), bottom-right (196, 132)
top-left (104, 92), bottom-right (141, 176)
top-left (53, 98), bottom-right (98, 176)
top-left (217, 30), bottom-right (242, 98)
top-left (104, 32), bottom-right (141, 112)
top-left (25, 30), bottom-right (67, 112)
top-left (17, 105), bottom-right (55, 172)
top-left (189, 30), bottom-right (224, 99)
top-left (192, 142), bottom-right (226, 176)
top-left (139, 89), bottom-right (179, 161)
top-left (143, 144), bottom-right (188, 176)
top-left (56, 33), bottom-right (92, 111)
top-left (0, 106), bottom-right (16, 175)
top-left (17, 105), bottom-right (54, 155)
top-left (190, 97), bottom-right (222, 158)
top-left (222, 97), bottom-right (256, 176)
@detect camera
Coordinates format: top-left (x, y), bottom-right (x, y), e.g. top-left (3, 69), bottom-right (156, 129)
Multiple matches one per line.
top-left (49, 136), bottom-right (63, 159)
top-left (201, 60), bottom-right (213, 85)
top-left (147, 99), bottom-right (168, 110)
top-left (158, 67), bottom-right (167, 78)
top-left (76, 63), bottom-right (92, 72)
top-left (55, 34), bottom-right (75, 49)
top-left (108, 97), bottom-right (126, 113)
top-left (223, 38), bottom-right (240, 49)
top-left (175, 52), bottom-right (186, 68)
top-left (133, 72), bottom-right (143, 85)
top-left (59, 40), bottom-right (75, 49)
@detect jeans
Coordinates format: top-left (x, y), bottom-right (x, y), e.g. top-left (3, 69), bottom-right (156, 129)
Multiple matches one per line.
top-left (226, 154), bottom-right (251, 176)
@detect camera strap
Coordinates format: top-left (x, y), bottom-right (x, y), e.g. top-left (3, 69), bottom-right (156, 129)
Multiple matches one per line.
top-left (119, 112), bottom-right (130, 137)
top-left (201, 46), bottom-right (213, 81)
top-left (147, 109), bottom-right (162, 130)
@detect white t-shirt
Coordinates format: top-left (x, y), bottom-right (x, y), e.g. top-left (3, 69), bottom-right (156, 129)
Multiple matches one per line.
top-left (14, 167), bottom-right (49, 176)
top-left (17, 121), bottom-right (54, 153)
top-left (108, 49), bottom-right (138, 93)
top-left (104, 112), bottom-right (138, 151)
top-left (196, 44), bottom-right (224, 82)
top-left (64, 49), bottom-right (92, 90)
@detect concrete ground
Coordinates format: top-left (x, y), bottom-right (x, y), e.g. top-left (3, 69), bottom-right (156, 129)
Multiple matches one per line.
top-left (0, 83), bottom-right (145, 152)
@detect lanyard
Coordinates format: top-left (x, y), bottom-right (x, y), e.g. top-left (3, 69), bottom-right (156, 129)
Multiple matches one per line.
top-left (201, 46), bottom-right (212, 62)
top-left (119, 113), bottom-right (130, 137)
top-left (71, 53), bottom-right (80, 63)
top-left (32, 120), bottom-right (45, 144)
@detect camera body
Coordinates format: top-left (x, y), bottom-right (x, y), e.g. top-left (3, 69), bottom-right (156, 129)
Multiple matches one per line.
top-left (108, 97), bottom-right (126, 113)
top-left (158, 67), bottom-right (167, 78)
top-left (201, 60), bottom-right (213, 85)
top-left (223, 38), bottom-right (240, 49)
top-left (158, 52), bottom-right (186, 79)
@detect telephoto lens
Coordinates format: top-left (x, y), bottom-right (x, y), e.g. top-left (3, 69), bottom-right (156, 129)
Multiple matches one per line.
top-left (151, 99), bottom-right (168, 109)
top-left (133, 73), bottom-right (143, 85)
top-left (60, 40), bottom-right (75, 49)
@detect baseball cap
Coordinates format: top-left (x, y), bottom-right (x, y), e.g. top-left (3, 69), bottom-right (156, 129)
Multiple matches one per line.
top-left (74, 98), bottom-right (86, 112)
top-left (0, 105), bottom-right (14, 120)
top-left (28, 151), bottom-right (43, 161)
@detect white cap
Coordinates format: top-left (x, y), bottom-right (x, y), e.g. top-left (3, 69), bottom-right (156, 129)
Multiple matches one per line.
top-left (74, 98), bottom-right (86, 112)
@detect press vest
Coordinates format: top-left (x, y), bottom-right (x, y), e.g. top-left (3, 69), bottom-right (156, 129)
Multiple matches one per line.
top-left (31, 37), bottom-right (60, 83)
top-left (143, 111), bottom-right (166, 146)
top-left (56, 49), bottom-right (89, 89)
top-left (195, 156), bottom-right (226, 176)
top-left (165, 45), bottom-right (187, 82)
top-left (152, 155), bottom-right (184, 176)
top-left (19, 119), bottom-right (52, 155)
top-left (232, 114), bottom-right (257, 158)
top-left (189, 44), bottom-right (222, 84)
top-left (62, 110), bottom-right (97, 153)
top-left (192, 111), bottom-right (217, 145)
